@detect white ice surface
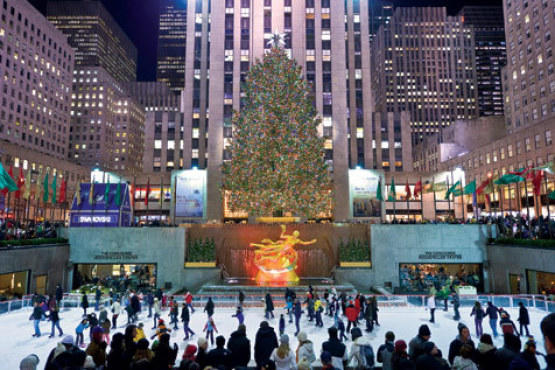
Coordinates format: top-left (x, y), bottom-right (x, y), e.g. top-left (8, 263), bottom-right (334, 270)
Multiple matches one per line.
top-left (0, 304), bottom-right (550, 369)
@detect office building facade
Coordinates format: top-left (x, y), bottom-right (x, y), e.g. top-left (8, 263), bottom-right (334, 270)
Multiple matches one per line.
top-left (47, 0), bottom-right (138, 82)
top-left (458, 6), bottom-right (507, 117)
top-left (0, 0), bottom-right (74, 160)
top-left (157, 0), bottom-right (187, 94)
top-left (372, 7), bottom-right (479, 138)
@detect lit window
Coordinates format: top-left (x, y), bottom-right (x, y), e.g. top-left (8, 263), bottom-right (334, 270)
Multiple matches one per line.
top-left (154, 140), bottom-right (162, 149)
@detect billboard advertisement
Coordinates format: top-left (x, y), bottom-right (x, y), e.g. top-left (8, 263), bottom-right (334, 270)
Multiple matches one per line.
top-left (349, 169), bottom-right (382, 218)
top-left (69, 183), bottom-right (131, 227)
top-left (175, 170), bottom-right (206, 218)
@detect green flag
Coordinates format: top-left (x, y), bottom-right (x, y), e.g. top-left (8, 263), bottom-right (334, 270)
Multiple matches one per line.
top-left (115, 181), bottom-right (122, 206)
top-left (494, 173), bottom-right (524, 185)
top-left (51, 174), bottom-right (57, 204)
top-left (104, 178), bottom-right (110, 208)
top-left (549, 190), bottom-right (555, 200)
top-left (388, 177), bottom-right (396, 201)
top-left (445, 180), bottom-right (461, 199)
top-left (43, 172), bottom-right (49, 203)
top-left (376, 179), bottom-right (383, 201)
top-left (532, 161), bottom-right (554, 175)
top-left (0, 163), bottom-right (18, 192)
top-left (463, 180), bottom-right (477, 195)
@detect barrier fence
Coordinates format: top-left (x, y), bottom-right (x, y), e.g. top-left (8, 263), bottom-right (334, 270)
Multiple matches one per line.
top-left (1, 293), bottom-right (553, 316)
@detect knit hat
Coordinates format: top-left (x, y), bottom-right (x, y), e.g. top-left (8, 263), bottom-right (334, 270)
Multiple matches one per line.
top-left (423, 341), bottom-right (435, 354)
top-left (197, 337), bottom-right (207, 347)
top-left (158, 319), bottom-right (165, 324)
top-left (297, 331), bottom-right (308, 342)
top-left (394, 340), bottom-right (407, 352)
top-left (418, 324), bottom-right (431, 337)
top-left (280, 334), bottom-right (289, 345)
top-left (351, 327), bottom-right (363, 341)
top-left (61, 335), bottom-right (74, 345)
top-left (137, 338), bottom-right (150, 350)
top-left (183, 344), bottom-right (197, 360)
top-left (19, 354), bottom-right (39, 370)
top-left (457, 322), bottom-right (468, 334)
top-left (83, 355), bottom-right (95, 369)
top-left (53, 343), bottom-right (66, 360)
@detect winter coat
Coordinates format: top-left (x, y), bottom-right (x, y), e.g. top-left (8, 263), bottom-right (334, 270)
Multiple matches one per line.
top-left (471, 307), bottom-right (485, 321)
top-left (270, 348), bottom-right (297, 370)
top-left (517, 306), bottom-right (529, 325)
top-left (408, 336), bottom-right (428, 360)
top-left (196, 348), bottom-right (209, 370)
top-left (49, 309), bottom-right (60, 322)
top-left (86, 340), bottom-right (107, 367)
top-left (152, 342), bottom-right (178, 370)
top-left (45, 344), bottom-right (81, 370)
top-left (130, 295), bottom-right (140, 313)
top-left (345, 306), bottom-right (358, 322)
top-left (254, 325), bottom-right (279, 367)
top-left (415, 353), bottom-right (450, 370)
top-left (495, 346), bottom-right (519, 370)
top-left (448, 336), bottom-right (475, 365)
top-left (322, 337), bottom-right (348, 370)
top-left (544, 354), bottom-right (555, 370)
top-left (203, 319), bottom-right (218, 332)
top-left (427, 296), bottom-right (436, 309)
top-left (207, 347), bottom-right (232, 369)
top-left (181, 305), bottom-right (190, 323)
top-left (377, 341), bottom-right (395, 370)
top-left (82, 295), bottom-right (89, 309)
top-left (348, 335), bottom-right (374, 369)
top-left (485, 305), bottom-right (499, 320)
top-left (153, 301), bottom-right (161, 315)
top-left (297, 340), bottom-right (316, 364)
top-left (99, 309), bottom-right (108, 323)
top-left (227, 329), bottom-right (251, 368)
top-left (266, 294), bottom-right (275, 311)
top-left (364, 303), bottom-right (374, 321)
top-left (476, 342), bottom-right (497, 370)
top-left (55, 286), bottom-right (63, 302)
top-left (391, 352), bottom-right (415, 370)
top-left (509, 351), bottom-right (539, 370)
top-left (204, 299), bottom-right (215, 316)
top-left (294, 302), bottom-right (303, 319)
top-left (452, 356), bottom-right (478, 370)
top-left (31, 306), bottom-right (43, 320)
top-left (111, 301), bottom-right (121, 315)
top-left (185, 293), bottom-right (193, 304)
top-left (500, 317), bottom-right (518, 335)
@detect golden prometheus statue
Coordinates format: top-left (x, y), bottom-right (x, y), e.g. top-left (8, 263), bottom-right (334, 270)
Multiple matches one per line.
top-left (250, 225), bottom-right (317, 284)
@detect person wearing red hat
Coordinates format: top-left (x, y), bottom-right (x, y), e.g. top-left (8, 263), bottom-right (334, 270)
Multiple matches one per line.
top-left (391, 340), bottom-right (414, 370)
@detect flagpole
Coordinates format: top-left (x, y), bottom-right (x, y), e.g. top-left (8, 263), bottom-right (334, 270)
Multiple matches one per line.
top-left (460, 181), bottom-right (465, 223)
top-left (432, 177), bottom-right (437, 221)
top-left (419, 176), bottom-right (423, 223)
top-left (523, 178), bottom-right (531, 229)
top-left (446, 176), bottom-right (451, 220)
top-left (406, 179), bottom-right (410, 223)
top-left (473, 178), bottom-right (478, 220)
top-left (545, 173), bottom-right (551, 221)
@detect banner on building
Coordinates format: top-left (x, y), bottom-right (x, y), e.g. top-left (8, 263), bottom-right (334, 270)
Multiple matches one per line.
top-left (349, 169), bottom-right (383, 218)
top-left (69, 183), bottom-right (132, 227)
top-left (174, 170), bottom-right (206, 218)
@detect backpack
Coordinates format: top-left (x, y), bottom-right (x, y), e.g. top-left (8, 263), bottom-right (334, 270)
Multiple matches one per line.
top-left (355, 344), bottom-right (374, 369)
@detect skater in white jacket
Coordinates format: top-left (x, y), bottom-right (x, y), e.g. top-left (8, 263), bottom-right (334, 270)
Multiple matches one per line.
top-left (427, 293), bottom-right (436, 323)
top-left (111, 300), bottom-right (121, 329)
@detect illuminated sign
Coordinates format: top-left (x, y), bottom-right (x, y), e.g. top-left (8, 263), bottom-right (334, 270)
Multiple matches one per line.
top-left (175, 170), bottom-right (206, 218)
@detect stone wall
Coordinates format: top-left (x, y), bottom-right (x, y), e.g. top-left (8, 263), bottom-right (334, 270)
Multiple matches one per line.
top-left (0, 244), bottom-right (70, 294)
top-left (68, 227), bottom-right (186, 290)
top-left (487, 244), bottom-right (555, 294)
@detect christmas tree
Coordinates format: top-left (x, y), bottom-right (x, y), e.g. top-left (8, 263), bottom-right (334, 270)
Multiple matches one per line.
top-left (223, 37), bottom-right (331, 218)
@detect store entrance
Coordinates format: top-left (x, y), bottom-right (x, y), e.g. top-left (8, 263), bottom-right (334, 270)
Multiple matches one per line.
top-left (398, 263), bottom-right (483, 294)
top-left (0, 271), bottom-right (28, 299)
top-left (73, 264), bottom-right (156, 292)
top-left (526, 269), bottom-right (555, 295)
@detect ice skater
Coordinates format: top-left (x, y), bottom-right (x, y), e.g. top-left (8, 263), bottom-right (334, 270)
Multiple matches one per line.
top-left (470, 301), bottom-right (485, 337)
top-left (265, 292), bottom-right (275, 319)
top-left (279, 314), bottom-right (285, 336)
top-left (169, 299), bottom-right (179, 329)
top-left (75, 318), bottom-right (89, 347)
top-left (293, 299), bottom-right (303, 336)
top-left (485, 301), bottom-right (500, 337)
top-left (203, 316), bottom-right (218, 346)
top-left (185, 290), bottom-right (195, 313)
top-left (427, 292), bottom-right (436, 323)
top-left (30, 302), bottom-right (43, 337)
top-left (204, 297), bottom-right (215, 318)
top-left (152, 297), bottom-right (161, 329)
top-left (181, 302), bottom-right (195, 340)
top-left (517, 302), bottom-right (530, 337)
top-left (232, 305), bottom-right (244, 325)
top-left (48, 305), bottom-right (63, 338)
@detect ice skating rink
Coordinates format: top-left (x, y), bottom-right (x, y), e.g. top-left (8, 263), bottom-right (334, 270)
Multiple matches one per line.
top-left (0, 304), bottom-right (550, 369)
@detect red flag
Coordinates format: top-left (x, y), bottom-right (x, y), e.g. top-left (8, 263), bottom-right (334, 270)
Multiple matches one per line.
top-left (15, 167), bottom-right (24, 199)
top-left (58, 178), bottom-right (66, 203)
top-left (144, 178), bottom-right (150, 206)
top-left (532, 171), bottom-right (543, 196)
top-left (510, 166), bottom-right (532, 177)
top-left (476, 177), bottom-right (492, 195)
top-left (485, 194), bottom-right (491, 208)
top-left (414, 180), bottom-right (422, 197)
top-left (405, 179), bottom-right (412, 200)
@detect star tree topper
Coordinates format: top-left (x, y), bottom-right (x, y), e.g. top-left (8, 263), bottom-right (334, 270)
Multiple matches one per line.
top-left (267, 30), bottom-right (286, 48)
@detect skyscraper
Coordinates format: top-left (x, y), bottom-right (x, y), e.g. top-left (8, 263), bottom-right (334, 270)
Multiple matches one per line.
top-left (180, 0), bottom-right (417, 221)
top-left (458, 6), bottom-right (507, 117)
top-left (368, 0), bottom-right (393, 42)
top-left (372, 7), bottom-right (479, 138)
top-left (47, 0), bottom-right (138, 82)
top-left (157, 0), bottom-right (187, 94)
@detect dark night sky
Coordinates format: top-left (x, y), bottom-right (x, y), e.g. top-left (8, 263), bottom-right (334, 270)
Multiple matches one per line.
top-left (29, 0), bottom-right (501, 81)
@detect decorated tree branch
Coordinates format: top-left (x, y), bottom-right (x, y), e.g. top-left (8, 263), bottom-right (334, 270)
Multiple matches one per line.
top-left (222, 41), bottom-right (331, 218)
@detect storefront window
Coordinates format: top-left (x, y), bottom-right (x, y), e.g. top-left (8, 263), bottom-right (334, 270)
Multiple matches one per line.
top-left (398, 263), bottom-right (483, 294)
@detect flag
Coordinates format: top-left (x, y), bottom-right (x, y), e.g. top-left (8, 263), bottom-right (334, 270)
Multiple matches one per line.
top-left (58, 178), bottom-right (66, 203)
top-left (42, 171), bottom-right (49, 203)
top-left (23, 170), bottom-right (31, 200)
top-left (532, 171), bottom-right (543, 196)
top-left (509, 166), bottom-right (532, 177)
top-left (532, 161), bottom-right (554, 175)
top-left (0, 164), bottom-right (17, 194)
top-left (160, 177), bottom-right (164, 207)
top-left (445, 180), bottom-right (461, 199)
top-left (15, 167), bottom-right (24, 199)
top-left (405, 179), bottom-right (411, 200)
top-left (476, 177), bottom-right (492, 195)
top-left (115, 181), bottom-right (122, 207)
top-left (433, 180), bottom-right (448, 193)
top-left (376, 178), bottom-right (383, 201)
top-left (549, 190), bottom-right (555, 200)
top-left (388, 177), bottom-right (396, 201)
top-left (463, 180), bottom-right (477, 195)
top-left (75, 182), bottom-right (82, 206)
top-left (51, 174), bottom-right (57, 204)
top-left (104, 178), bottom-right (111, 208)
top-left (88, 181), bottom-right (94, 205)
top-left (494, 173), bottom-right (524, 185)
top-left (35, 173), bottom-right (42, 202)
top-left (144, 177), bottom-right (150, 206)
top-left (414, 180), bottom-right (422, 197)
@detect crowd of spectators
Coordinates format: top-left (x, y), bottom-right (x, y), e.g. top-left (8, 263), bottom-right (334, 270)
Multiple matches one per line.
top-left (398, 265), bottom-right (481, 295)
top-left (0, 220), bottom-right (59, 241)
